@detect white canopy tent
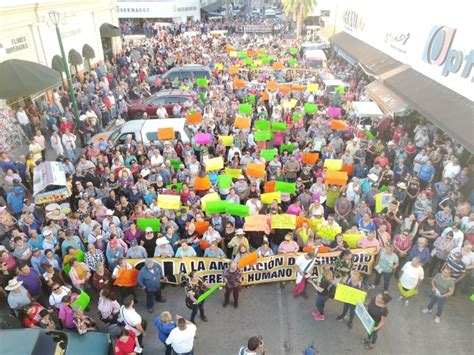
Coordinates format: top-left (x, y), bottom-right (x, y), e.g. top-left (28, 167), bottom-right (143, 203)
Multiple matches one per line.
top-left (352, 101), bottom-right (384, 118)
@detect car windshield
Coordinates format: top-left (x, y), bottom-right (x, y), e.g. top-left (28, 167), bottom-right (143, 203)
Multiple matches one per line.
top-left (33, 331), bottom-right (67, 355)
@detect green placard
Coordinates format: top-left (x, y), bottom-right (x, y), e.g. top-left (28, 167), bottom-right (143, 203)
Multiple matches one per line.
top-left (255, 120), bottom-right (271, 130)
top-left (136, 218), bottom-right (161, 232)
top-left (226, 203), bottom-right (250, 217)
top-left (166, 183), bottom-right (183, 193)
top-left (288, 58), bottom-right (298, 67)
top-left (365, 129), bottom-right (375, 140)
top-left (238, 51), bottom-right (247, 58)
top-left (244, 95), bottom-right (256, 105)
top-left (196, 78), bottom-right (209, 87)
top-left (255, 130), bottom-right (273, 142)
top-left (206, 201), bottom-right (229, 214)
top-left (169, 159), bottom-right (182, 170)
top-left (239, 103), bottom-right (253, 116)
top-left (196, 284), bottom-right (221, 303)
top-left (279, 143), bottom-right (295, 153)
top-left (335, 85), bottom-right (346, 94)
top-left (289, 48), bottom-right (298, 55)
top-left (262, 57), bottom-right (271, 64)
top-left (304, 103), bottom-right (318, 114)
top-left (275, 181), bottom-right (296, 194)
top-left (70, 290), bottom-right (91, 311)
top-left (258, 53), bottom-right (267, 59)
top-left (260, 149), bottom-right (278, 161)
top-left (244, 57), bottom-right (253, 65)
top-left (217, 175), bottom-right (233, 189)
top-left (293, 112), bottom-right (302, 122)
top-left (272, 122), bottom-right (287, 132)
top-left (199, 92), bottom-right (206, 104)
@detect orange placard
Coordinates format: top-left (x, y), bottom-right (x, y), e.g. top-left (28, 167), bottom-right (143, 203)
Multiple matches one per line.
top-left (261, 91), bottom-right (270, 101)
top-left (199, 239), bottom-right (211, 250)
top-left (246, 49), bottom-right (255, 57)
top-left (296, 216), bottom-right (313, 229)
top-left (279, 85), bottom-right (291, 95)
top-left (195, 176), bottom-right (211, 190)
top-left (186, 111), bottom-right (202, 124)
top-left (226, 44), bottom-right (233, 54)
top-left (291, 84), bottom-right (305, 91)
top-left (114, 268), bottom-right (139, 287)
top-left (325, 170), bottom-right (348, 186)
top-left (330, 119), bottom-right (348, 131)
top-left (246, 163), bottom-right (265, 179)
top-left (229, 66), bottom-right (239, 75)
top-left (238, 251), bottom-right (258, 268)
top-left (341, 164), bottom-right (355, 176)
top-left (301, 153), bottom-right (319, 165)
top-left (187, 221), bottom-right (210, 235)
top-left (158, 128), bottom-right (175, 140)
top-left (255, 49), bottom-right (265, 56)
top-left (264, 181), bottom-right (275, 193)
top-left (272, 61), bottom-right (284, 70)
top-left (235, 117), bottom-right (250, 129)
top-left (266, 81), bottom-right (279, 91)
top-left (233, 78), bottom-right (246, 89)
top-left (303, 245), bottom-right (329, 253)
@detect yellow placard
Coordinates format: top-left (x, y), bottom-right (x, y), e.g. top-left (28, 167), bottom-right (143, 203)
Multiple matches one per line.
top-left (271, 214), bottom-right (297, 229)
top-left (318, 224), bottom-right (342, 240)
top-left (375, 193), bottom-right (393, 213)
top-left (205, 157), bottom-right (224, 172)
top-left (261, 191), bottom-right (281, 204)
top-left (282, 101), bottom-right (293, 109)
top-left (307, 83), bottom-right (319, 93)
top-left (343, 233), bottom-right (365, 249)
top-left (229, 50), bottom-right (238, 58)
top-left (324, 159), bottom-right (343, 171)
top-left (219, 135), bottom-right (233, 146)
top-left (334, 284), bottom-right (367, 305)
top-left (289, 99), bottom-right (298, 108)
top-left (244, 215), bottom-right (270, 232)
top-left (215, 63), bottom-right (224, 70)
top-left (225, 168), bottom-right (242, 178)
top-left (253, 60), bottom-right (262, 66)
top-left (157, 194), bottom-right (181, 210)
top-left (200, 192), bottom-right (221, 211)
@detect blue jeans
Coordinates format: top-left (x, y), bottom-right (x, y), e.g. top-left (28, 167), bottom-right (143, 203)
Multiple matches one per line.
top-left (374, 271), bottom-right (392, 291)
top-left (315, 294), bottom-right (329, 315)
top-left (368, 329), bottom-right (379, 344)
top-left (427, 293), bottom-right (446, 317)
top-left (340, 303), bottom-right (356, 321)
top-left (145, 288), bottom-right (162, 310)
top-left (175, 350), bottom-right (193, 355)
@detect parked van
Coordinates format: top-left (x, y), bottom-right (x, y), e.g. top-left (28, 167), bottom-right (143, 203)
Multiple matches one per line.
top-left (162, 64), bottom-right (211, 81)
top-left (89, 119), bottom-right (191, 148)
top-left (304, 49), bottom-right (327, 68)
top-left (323, 79), bottom-right (347, 94)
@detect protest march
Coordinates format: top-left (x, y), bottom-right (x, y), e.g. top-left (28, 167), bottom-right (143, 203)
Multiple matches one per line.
top-left (0, 3), bottom-right (473, 355)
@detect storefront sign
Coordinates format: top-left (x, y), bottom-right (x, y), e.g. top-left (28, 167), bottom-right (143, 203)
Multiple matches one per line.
top-left (342, 10), bottom-right (365, 32)
top-left (384, 32), bottom-right (410, 54)
top-left (117, 1), bottom-right (199, 19)
top-left (0, 34), bottom-right (30, 55)
top-left (422, 25), bottom-right (474, 79)
top-left (128, 248), bottom-right (377, 285)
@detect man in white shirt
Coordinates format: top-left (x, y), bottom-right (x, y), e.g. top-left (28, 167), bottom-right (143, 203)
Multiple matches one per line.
top-left (166, 317), bottom-right (196, 354)
top-left (156, 104), bottom-right (168, 119)
top-left (399, 257), bottom-right (424, 305)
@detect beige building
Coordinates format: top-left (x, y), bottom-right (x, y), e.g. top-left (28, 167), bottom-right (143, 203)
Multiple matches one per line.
top-left (0, 0), bottom-right (121, 74)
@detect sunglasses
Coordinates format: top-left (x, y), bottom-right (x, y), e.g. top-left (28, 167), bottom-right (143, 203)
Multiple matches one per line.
top-left (53, 287), bottom-right (60, 291)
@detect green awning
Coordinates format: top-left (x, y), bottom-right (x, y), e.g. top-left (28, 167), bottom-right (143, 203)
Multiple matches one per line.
top-left (0, 59), bottom-right (62, 99)
top-left (51, 55), bottom-right (64, 73)
top-left (68, 49), bottom-right (83, 66)
top-left (100, 23), bottom-right (121, 38)
top-left (82, 44), bottom-right (95, 59)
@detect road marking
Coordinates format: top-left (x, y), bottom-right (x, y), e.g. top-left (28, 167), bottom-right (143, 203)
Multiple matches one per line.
top-left (276, 283), bottom-right (290, 354)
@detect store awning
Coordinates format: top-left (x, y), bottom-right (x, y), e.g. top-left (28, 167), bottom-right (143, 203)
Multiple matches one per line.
top-left (330, 32), bottom-right (402, 76)
top-left (68, 49), bottom-right (83, 66)
top-left (384, 68), bottom-right (474, 153)
top-left (0, 59), bottom-right (62, 99)
top-left (82, 44), bottom-right (96, 60)
top-left (100, 23), bottom-right (121, 38)
top-left (365, 80), bottom-right (411, 116)
top-left (51, 55), bottom-right (64, 73)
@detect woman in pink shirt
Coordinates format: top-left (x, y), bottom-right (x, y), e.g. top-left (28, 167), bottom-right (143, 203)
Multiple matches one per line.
top-left (278, 233), bottom-right (300, 254)
top-left (393, 230), bottom-right (413, 278)
top-left (286, 200), bottom-right (302, 216)
top-left (357, 231), bottom-right (382, 254)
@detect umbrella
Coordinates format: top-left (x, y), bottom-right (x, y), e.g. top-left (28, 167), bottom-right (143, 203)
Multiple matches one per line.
top-left (0, 59), bottom-right (61, 99)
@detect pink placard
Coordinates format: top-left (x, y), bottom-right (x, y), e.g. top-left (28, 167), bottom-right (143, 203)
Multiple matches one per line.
top-left (195, 133), bottom-right (211, 145)
top-left (273, 131), bottom-right (284, 145)
top-left (327, 107), bottom-right (341, 118)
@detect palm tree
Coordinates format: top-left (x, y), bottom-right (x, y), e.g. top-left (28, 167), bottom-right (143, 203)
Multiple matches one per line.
top-left (282, 0), bottom-right (318, 40)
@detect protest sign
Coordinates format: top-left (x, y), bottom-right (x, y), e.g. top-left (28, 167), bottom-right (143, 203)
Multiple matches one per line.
top-left (275, 181), bottom-right (296, 194)
top-left (219, 135), bottom-right (233, 146)
top-left (169, 160), bottom-right (182, 170)
top-left (235, 117), bottom-right (251, 129)
top-left (225, 168), bottom-right (242, 178)
top-left (260, 149), bottom-right (278, 161)
top-left (341, 164), bottom-right (355, 176)
top-left (304, 103), bottom-right (318, 113)
top-left (255, 120), bottom-right (271, 130)
top-left (226, 203), bottom-right (250, 217)
top-left (255, 130), bottom-right (273, 142)
top-left (244, 215), bottom-right (270, 232)
top-left (196, 78), bottom-right (209, 87)
top-left (271, 214), bottom-right (297, 229)
top-left (166, 183), bottom-right (182, 193)
top-left (195, 133), bottom-right (211, 145)
top-left (233, 78), bottom-right (246, 89)
top-left (264, 181), bottom-right (275, 193)
top-left (279, 85), bottom-right (291, 94)
top-left (279, 143), bottom-right (295, 153)
top-left (70, 290), bottom-right (91, 311)
top-left (136, 218), bottom-right (161, 232)
top-left (239, 103), bottom-right (253, 116)
top-left (334, 284), bottom-right (367, 305)
top-left (200, 192), bottom-right (221, 210)
top-left (186, 111), bottom-right (202, 124)
top-left (272, 61), bottom-right (284, 70)
top-left (217, 175), bottom-right (233, 189)
top-left (375, 193), bottom-right (393, 213)
top-left (114, 268), bottom-right (140, 287)
top-left (205, 157), bottom-right (224, 172)
top-left (246, 163), bottom-right (265, 178)
top-left (158, 128), bottom-right (175, 140)
top-left (187, 221), bottom-right (209, 235)
top-left (343, 233), bottom-right (365, 248)
top-left (301, 153), bottom-right (319, 165)
top-left (196, 284), bottom-right (221, 304)
top-left (261, 191), bottom-right (281, 204)
top-left (194, 176), bottom-right (211, 190)
top-left (266, 81), bottom-right (278, 91)
top-left (327, 107), bottom-right (341, 117)
top-left (356, 301), bottom-right (375, 335)
top-left (318, 224), bottom-right (342, 240)
top-left (307, 83), bottom-right (319, 92)
top-left (330, 119), bottom-right (348, 131)
top-left (206, 201), bottom-right (229, 214)
top-left (272, 122), bottom-right (287, 132)
top-left (229, 66), bottom-right (239, 74)
top-left (324, 159), bottom-right (343, 171)
top-left (238, 252), bottom-right (258, 268)
top-left (325, 170), bottom-right (348, 186)
top-left (158, 195), bottom-right (181, 210)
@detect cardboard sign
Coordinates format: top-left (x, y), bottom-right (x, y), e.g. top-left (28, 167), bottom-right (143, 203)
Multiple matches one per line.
top-left (187, 221), bottom-right (209, 235)
top-left (279, 143), bottom-right (294, 153)
top-left (217, 175), bottom-right (233, 189)
top-left (330, 119), bottom-right (348, 131)
top-left (275, 181), bottom-right (296, 194)
top-left (301, 153), bottom-right (319, 165)
top-left (244, 215), bottom-right (270, 232)
top-left (166, 183), bottom-right (183, 193)
top-left (70, 290), bottom-right (90, 311)
top-left (246, 163), bottom-right (265, 178)
top-left (186, 111), bottom-right (202, 124)
top-left (238, 251), bottom-right (258, 268)
top-left (206, 201), bottom-right (229, 214)
top-left (264, 181), bottom-right (275, 193)
top-left (324, 159), bottom-right (343, 171)
top-left (158, 194), bottom-right (181, 209)
top-left (279, 85), bottom-right (291, 94)
top-left (356, 301), bottom-right (375, 335)
top-left (158, 128), bottom-right (175, 140)
top-left (114, 268), bottom-right (139, 287)
top-left (235, 117), bottom-right (251, 129)
top-left (255, 130), bottom-right (273, 142)
top-left (307, 83), bottom-right (319, 93)
top-left (239, 104), bottom-right (253, 116)
top-left (325, 170), bottom-right (348, 186)
top-left (196, 78), bottom-right (209, 87)
top-left (343, 233), bottom-right (365, 248)
top-left (219, 135), bottom-right (233, 146)
top-left (327, 107), bottom-right (341, 117)
top-left (226, 203), bottom-right (250, 217)
top-left (261, 191), bottom-right (281, 204)
top-left (334, 284), bottom-right (367, 305)
top-left (266, 81), bottom-right (279, 91)
top-left (272, 61), bottom-right (284, 70)
top-left (375, 193), bottom-right (393, 213)
top-left (304, 103), bottom-right (318, 114)
top-left (205, 157), bottom-right (224, 172)
top-left (272, 122), bottom-right (287, 132)
top-left (200, 192), bottom-right (221, 210)
top-left (195, 133), bottom-right (211, 145)
top-left (136, 218), bottom-right (161, 232)
top-left (318, 224), bottom-right (342, 240)
top-left (225, 168), bottom-right (242, 178)
top-left (229, 66), bottom-right (239, 74)
top-left (255, 120), bottom-right (271, 130)
top-left (194, 176), bottom-right (211, 190)
top-left (233, 78), bottom-right (246, 89)
top-left (271, 214), bottom-right (297, 229)
top-left (260, 149), bottom-right (278, 161)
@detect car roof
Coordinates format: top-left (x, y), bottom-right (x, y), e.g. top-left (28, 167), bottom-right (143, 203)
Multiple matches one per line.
top-left (155, 89), bottom-right (196, 97)
top-left (167, 64), bottom-right (210, 72)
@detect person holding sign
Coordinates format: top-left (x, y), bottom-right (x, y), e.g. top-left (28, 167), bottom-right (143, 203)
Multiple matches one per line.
top-left (312, 265), bottom-right (335, 321)
top-left (293, 251), bottom-right (316, 298)
top-left (223, 261), bottom-right (243, 309)
top-left (185, 271), bottom-right (210, 323)
top-left (336, 271), bottom-right (363, 329)
top-left (362, 293), bottom-right (391, 350)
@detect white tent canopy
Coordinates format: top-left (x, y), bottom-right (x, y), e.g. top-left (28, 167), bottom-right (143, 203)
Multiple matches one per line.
top-left (352, 101), bottom-right (384, 118)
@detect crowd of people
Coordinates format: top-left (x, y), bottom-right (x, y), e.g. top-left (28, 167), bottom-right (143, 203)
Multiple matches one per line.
top-left (0, 16), bottom-right (473, 355)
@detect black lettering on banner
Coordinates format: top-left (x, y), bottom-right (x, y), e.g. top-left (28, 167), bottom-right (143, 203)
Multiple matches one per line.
top-left (178, 262), bottom-right (188, 274)
top-left (287, 256), bottom-right (296, 266)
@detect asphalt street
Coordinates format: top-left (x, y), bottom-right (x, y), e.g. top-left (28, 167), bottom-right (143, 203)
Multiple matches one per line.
top-left (132, 278), bottom-right (473, 355)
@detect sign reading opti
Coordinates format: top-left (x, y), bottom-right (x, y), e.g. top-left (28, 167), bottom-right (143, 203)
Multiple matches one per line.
top-left (422, 26), bottom-right (474, 79)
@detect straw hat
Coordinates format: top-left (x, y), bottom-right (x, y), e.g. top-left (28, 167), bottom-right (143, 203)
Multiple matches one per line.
top-left (45, 203), bottom-right (61, 213)
top-left (156, 237), bottom-right (170, 246)
top-left (5, 278), bottom-right (23, 291)
top-left (46, 209), bottom-right (65, 221)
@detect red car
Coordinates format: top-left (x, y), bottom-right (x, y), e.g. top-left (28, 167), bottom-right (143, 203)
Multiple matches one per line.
top-left (128, 90), bottom-right (197, 119)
